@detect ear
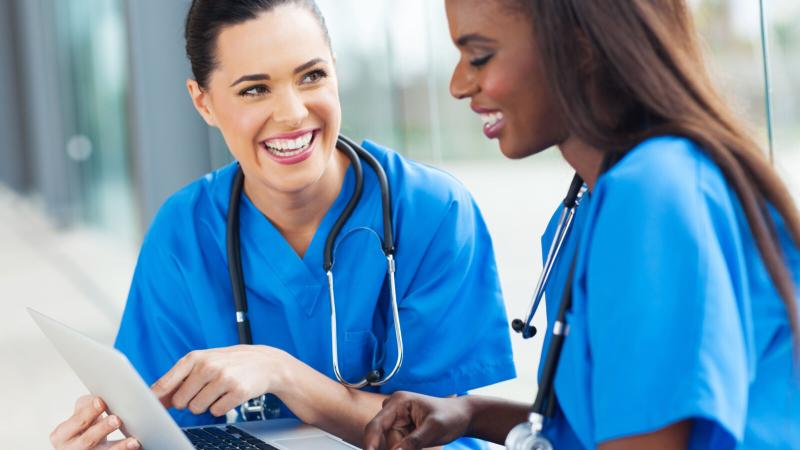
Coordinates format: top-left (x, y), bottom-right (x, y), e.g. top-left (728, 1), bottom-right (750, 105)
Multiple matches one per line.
top-left (186, 79), bottom-right (217, 127)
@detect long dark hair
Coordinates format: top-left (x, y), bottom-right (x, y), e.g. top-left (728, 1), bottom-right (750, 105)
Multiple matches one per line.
top-left (184, 0), bottom-right (330, 89)
top-left (521, 0), bottom-right (800, 342)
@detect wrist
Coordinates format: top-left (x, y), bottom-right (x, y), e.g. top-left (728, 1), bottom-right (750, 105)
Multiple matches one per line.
top-left (458, 396), bottom-right (481, 437)
top-left (256, 346), bottom-right (295, 398)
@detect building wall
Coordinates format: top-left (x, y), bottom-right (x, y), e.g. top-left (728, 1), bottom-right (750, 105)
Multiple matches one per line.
top-left (0, 0), bottom-right (797, 238)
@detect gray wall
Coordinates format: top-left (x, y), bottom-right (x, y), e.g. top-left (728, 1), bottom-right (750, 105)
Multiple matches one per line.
top-left (10, 0), bottom-right (75, 224)
top-left (0, 0), bottom-right (28, 192)
top-left (125, 0), bottom-right (215, 229)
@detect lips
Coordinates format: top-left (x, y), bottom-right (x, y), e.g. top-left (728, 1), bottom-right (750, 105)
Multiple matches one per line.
top-left (260, 129), bottom-right (319, 165)
top-left (474, 108), bottom-right (505, 139)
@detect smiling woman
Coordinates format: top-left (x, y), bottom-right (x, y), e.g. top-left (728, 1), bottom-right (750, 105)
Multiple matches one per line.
top-left (47, 1), bottom-right (516, 450)
top-left (363, 0), bottom-right (800, 449)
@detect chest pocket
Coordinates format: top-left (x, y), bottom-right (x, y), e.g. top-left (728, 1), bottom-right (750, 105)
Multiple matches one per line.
top-left (340, 330), bottom-right (379, 382)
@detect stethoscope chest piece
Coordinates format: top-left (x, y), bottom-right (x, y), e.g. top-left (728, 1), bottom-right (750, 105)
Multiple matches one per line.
top-left (505, 415), bottom-right (554, 450)
top-left (506, 430), bottom-right (554, 450)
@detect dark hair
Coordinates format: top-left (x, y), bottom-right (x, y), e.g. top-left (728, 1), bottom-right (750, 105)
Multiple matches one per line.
top-left (185, 0), bottom-right (331, 89)
top-left (515, 0), bottom-right (800, 343)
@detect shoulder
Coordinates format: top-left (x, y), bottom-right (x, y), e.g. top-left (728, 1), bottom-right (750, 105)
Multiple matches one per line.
top-left (143, 162), bottom-right (237, 249)
top-left (596, 135), bottom-right (730, 212)
top-left (361, 139), bottom-right (475, 213)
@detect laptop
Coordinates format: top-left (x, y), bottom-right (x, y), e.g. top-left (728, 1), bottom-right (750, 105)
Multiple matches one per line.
top-left (28, 308), bottom-right (359, 450)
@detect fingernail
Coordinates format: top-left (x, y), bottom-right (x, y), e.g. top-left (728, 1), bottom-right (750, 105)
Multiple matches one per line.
top-left (93, 398), bottom-right (102, 411)
top-left (127, 438), bottom-right (140, 449)
top-left (108, 415), bottom-right (120, 427)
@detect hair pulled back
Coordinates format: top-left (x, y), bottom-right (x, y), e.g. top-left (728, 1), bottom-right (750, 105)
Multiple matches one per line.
top-left (185, 0), bottom-right (330, 88)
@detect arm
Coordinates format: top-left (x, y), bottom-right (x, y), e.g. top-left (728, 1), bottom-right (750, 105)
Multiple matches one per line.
top-left (362, 392), bottom-right (691, 450)
top-left (362, 392), bottom-right (529, 450)
top-left (150, 344), bottom-right (387, 446)
top-left (269, 350), bottom-right (387, 444)
top-left (598, 421), bottom-right (691, 450)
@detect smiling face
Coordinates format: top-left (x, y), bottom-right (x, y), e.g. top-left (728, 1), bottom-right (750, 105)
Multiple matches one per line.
top-left (445, 0), bottom-right (567, 159)
top-left (187, 4), bottom-right (341, 195)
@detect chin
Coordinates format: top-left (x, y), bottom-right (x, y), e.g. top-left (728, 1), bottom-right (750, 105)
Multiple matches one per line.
top-left (498, 139), bottom-right (533, 160)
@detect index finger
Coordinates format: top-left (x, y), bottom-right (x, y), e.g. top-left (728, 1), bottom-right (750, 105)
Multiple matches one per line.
top-left (363, 402), bottom-right (403, 450)
top-left (50, 396), bottom-right (106, 445)
top-left (151, 353), bottom-right (197, 404)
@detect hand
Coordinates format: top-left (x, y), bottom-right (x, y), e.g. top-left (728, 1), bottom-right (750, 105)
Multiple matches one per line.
top-left (362, 392), bottom-right (472, 450)
top-left (151, 345), bottom-right (290, 417)
top-left (50, 395), bottom-right (140, 450)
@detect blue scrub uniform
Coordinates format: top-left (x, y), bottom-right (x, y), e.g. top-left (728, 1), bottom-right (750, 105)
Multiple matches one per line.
top-left (114, 140), bottom-right (516, 449)
top-left (538, 136), bottom-right (800, 449)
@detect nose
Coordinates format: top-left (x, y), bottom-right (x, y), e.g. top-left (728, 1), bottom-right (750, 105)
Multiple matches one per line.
top-left (272, 87), bottom-right (308, 126)
top-left (449, 60), bottom-right (477, 100)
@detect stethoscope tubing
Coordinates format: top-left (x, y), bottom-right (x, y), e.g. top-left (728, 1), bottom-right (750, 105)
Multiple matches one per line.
top-left (226, 136), bottom-right (404, 419)
top-left (514, 174), bottom-right (585, 339)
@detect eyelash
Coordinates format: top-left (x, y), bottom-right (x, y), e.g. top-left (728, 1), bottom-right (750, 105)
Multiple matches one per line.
top-left (237, 69), bottom-right (328, 98)
top-left (302, 68), bottom-right (328, 84)
top-left (239, 85), bottom-right (269, 98)
top-left (469, 54), bottom-right (494, 67)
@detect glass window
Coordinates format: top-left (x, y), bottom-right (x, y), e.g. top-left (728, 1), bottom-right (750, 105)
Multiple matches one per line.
top-left (761, 0), bottom-right (800, 197)
top-left (51, 0), bottom-right (137, 239)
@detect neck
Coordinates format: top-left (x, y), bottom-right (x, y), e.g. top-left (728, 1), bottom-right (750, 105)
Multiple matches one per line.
top-left (558, 136), bottom-right (606, 190)
top-left (243, 149), bottom-right (350, 257)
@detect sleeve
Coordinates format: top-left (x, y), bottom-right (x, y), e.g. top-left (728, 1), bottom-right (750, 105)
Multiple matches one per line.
top-left (583, 169), bottom-right (749, 448)
top-left (113, 207), bottom-right (221, 427)
top-left (377, 189), bottom-right (516, 396)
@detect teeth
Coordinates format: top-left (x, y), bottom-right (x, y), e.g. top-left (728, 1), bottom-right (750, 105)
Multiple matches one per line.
top-left (480, 112), bottom-right (504, 128)
top-left (264, 131), bottom-right (314, 156)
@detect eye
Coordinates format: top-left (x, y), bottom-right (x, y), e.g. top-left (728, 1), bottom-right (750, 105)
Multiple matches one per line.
top-left (469, 54), bottom-right (494, 67)
top-left (301, 69), bottom-right (328, 84)
top-left (239, 84), bottom-right (269, 97)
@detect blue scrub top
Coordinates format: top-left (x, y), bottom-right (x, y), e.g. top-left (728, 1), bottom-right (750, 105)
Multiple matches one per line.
top-left (538, 136), bottom-right (800, 449)
top-left (114, 140), bottom-right (516, 449)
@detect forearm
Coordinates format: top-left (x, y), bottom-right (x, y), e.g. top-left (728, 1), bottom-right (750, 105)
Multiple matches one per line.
top-left (462, 396), bottom-right (530, 445)
top-left (272, 354), bottom-right (385, 446)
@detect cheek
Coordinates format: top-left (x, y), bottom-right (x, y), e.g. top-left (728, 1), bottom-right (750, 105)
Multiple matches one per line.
top-left (215, 100), bottom-right (267, 143)
top-left (480, 70), bottom-right (517, 107)
top-left (310, 89), bottom-right (342, 131)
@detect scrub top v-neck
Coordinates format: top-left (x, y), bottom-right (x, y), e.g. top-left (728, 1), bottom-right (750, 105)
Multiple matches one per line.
top-left (114, 140), bottom-right (516, 450)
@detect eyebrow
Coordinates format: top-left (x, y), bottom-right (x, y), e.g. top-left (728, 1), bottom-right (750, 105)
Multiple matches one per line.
top-left (229, 57), bottom-right (327, 87)
top-left (456, 33), bottom-right (496, 47)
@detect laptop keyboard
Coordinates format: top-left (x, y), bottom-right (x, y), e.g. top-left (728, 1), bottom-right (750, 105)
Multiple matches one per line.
top-left (184, 425), bottom-right (280, 450)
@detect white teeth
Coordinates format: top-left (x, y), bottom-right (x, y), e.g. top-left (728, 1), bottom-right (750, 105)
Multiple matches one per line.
top-left (480, 112), bottom-right (504, 128)
top-left (264, 131), bottom-right (314, 156)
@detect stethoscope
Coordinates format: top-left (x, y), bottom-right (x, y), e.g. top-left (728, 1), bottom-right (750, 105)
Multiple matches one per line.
top-left (506, 154), bottom-right (619, 450)
top-left (226, 135), bottom-right (404, 421)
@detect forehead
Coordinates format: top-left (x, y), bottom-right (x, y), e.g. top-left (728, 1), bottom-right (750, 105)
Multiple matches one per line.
top-left (445, 0), bottom-right (529, 41)
top-left (213, 5), bottom-right (330, 75)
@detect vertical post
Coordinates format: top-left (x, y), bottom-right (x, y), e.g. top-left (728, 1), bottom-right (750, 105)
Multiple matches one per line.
top-left (125, 0), bottom-right (213, 229)
top-left (0, 0), bottom-right (28, 191)
top-left (12, 0), bottom-right (74, 224)
top-left (759, 0), bottom-right (775, 163)
top-left (425, 0), bottom-right (444, 164)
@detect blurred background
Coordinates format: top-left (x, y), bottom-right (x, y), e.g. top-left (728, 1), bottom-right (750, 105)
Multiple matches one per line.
top-left (0, 0), bottom-right (798, 448)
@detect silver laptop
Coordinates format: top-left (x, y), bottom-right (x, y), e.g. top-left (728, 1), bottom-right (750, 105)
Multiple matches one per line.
top-left (28, 308), bottom-right (359, 450)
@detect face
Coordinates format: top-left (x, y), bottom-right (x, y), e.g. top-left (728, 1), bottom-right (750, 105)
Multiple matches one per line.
top-left (188, 5), bottom-right (340, 194)
top-left (445, 0), bottom-right (566, 159)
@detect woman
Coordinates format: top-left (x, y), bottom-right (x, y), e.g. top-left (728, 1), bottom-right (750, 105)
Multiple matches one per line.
top-left (48, 1), bottom-right (515, 449)
top-left (364, 0), bottom-right (800, 449)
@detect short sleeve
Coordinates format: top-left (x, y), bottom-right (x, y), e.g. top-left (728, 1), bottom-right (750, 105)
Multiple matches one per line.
top-left (583, 153), bottom-right (749, 448)
top-left (378, 190), bottom-right (516, 396)
top-left (114, 205), bottom-right (219, 427)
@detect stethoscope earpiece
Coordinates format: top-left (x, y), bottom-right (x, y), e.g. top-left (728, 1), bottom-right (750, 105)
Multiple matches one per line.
top-left (511, 319), bottom-right (537, 338)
